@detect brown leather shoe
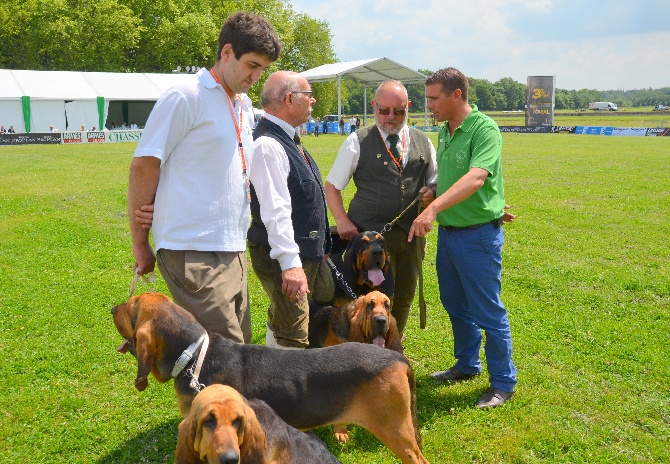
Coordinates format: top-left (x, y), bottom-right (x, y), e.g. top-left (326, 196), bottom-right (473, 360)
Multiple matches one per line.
top-left (476, 387), bottom-right (513, 409)
top-left (430, 366), bottom-right (478, 382)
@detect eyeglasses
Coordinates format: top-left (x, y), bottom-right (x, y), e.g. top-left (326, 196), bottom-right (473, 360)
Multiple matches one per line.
top-left (292, 91), bottom-right (313, 98)
top-left (376, 107), bottom-right (407, 116)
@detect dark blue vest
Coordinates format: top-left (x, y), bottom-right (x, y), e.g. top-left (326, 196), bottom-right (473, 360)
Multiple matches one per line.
top-left (248, 118), bottom-right (330, 262)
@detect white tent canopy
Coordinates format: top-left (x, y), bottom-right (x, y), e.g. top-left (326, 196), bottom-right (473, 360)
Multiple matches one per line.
top-left (300, 57), bottom-right (427, 124)
top-left (0, 69), bottom-right (194, 133)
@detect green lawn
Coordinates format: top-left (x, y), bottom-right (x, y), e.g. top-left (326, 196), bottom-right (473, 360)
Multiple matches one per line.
top-left (1, 132), bottom-right (669, 463)
top-left (408, 111), bottom-right (670, 128)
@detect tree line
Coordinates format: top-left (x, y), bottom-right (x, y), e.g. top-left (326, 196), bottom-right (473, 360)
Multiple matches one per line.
top-left (2, 1), bottom-right (667, 117)
top-left (338, 76), bottom-right (670, 116)
top-left (0, 0), bottom-right (339, 116)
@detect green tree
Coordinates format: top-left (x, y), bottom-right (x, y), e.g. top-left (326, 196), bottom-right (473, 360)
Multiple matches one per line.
top-left (0, 0), bottom-right (143, 71)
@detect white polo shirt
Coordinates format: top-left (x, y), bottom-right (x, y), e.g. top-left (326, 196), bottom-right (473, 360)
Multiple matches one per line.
top-left (134, 68), bottom-right (255, 252)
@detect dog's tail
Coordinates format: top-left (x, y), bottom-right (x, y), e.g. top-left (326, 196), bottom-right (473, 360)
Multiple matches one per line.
top-left (407, 364), bottom-right (422, 449)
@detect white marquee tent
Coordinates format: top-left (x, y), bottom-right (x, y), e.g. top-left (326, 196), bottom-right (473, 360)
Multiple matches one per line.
top-left (300, 57), bottom-right (428, 124)
top-left (0, 69), bottom-right (194, 133)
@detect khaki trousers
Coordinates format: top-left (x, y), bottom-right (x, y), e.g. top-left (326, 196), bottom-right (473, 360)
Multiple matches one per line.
top-left (156, 249), bottom-right (251, 344)
top-left (248, 242), bottom-right (328, 348)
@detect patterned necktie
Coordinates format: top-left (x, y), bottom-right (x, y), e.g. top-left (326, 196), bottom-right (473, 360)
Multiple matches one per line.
top-left (387, 133), bottom-right (401, 162)
top-left (294, 132), bottom-right (309, 165)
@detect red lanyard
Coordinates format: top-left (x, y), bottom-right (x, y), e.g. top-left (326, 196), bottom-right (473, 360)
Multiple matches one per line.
top-left (210, 68), bottom-right (251, 203)
top-left (210, 69), bottom-right (248, 174)
top-left (378, 126), bottom-right (406, 170)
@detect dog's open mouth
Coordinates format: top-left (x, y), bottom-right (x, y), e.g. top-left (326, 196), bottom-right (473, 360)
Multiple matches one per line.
top-left (372, 335), bottom-right (385, 347)
top-left (366, 268), bottom-right (385, 287)
top-left (116, 339), bottom-right (132, 354)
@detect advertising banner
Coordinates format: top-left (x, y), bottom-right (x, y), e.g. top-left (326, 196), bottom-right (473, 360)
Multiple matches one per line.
top-left (526, 76), bottom-right (555, 127)
top-left (0, 133), bottom-right (62, 146)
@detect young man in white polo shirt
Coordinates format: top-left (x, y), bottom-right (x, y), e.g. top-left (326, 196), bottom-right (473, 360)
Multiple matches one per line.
top-left (127, 12), bottom-right (280, 343)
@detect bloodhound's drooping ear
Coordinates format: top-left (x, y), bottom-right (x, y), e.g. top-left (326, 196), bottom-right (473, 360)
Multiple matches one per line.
top-left (238, 399), bottom-right (268, 464)
top-left (175, 414), bottom-right (201, 464)
top-left (341, 232), bottom-right (365, 286)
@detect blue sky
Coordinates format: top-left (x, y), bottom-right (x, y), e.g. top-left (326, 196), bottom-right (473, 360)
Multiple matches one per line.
top-left (288, 0), bottom-right (670, 90)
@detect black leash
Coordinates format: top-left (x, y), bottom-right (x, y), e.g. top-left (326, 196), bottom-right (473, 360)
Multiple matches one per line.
top-left (325, 255), bottom-right (358, 300)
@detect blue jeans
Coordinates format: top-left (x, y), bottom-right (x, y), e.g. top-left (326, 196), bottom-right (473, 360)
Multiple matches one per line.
top-left (436, 223), bottom-right (517, 392)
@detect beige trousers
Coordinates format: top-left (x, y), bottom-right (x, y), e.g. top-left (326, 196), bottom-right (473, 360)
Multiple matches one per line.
top-left (156, 249), bottom-right (251, 344)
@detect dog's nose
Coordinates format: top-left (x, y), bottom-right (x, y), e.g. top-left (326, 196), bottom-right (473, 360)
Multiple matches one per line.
top-left (111, 306), bottom-right (116, 316)
top-left (218, 451), bottom-right (240, 464)
top-left (373, 315), bottom-right (388, 329)
top-left (371, 248), bottom-right (384, 257)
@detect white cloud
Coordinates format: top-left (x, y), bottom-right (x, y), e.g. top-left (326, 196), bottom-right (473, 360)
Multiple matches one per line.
top-left (288, 0), bottom-right (670, 90)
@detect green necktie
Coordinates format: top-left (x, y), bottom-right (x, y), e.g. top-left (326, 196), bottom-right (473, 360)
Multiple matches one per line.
top-left (387, 133), bottom-right (401, 161)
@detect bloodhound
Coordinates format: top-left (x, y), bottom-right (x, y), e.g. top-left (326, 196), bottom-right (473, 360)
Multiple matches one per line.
top-left (176, 384), bottom-right (341, 464)
top-left (329, 231), bottom-right (394, 307)
top-left (112, 292), bottom-right (429, 464)
top-left (309, 290), bottom-right (403, 354)
top-left (308, 290), bottom-right (404, 442)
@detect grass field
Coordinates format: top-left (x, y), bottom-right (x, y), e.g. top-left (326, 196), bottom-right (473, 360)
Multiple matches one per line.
top-left (1, 130), bottom-right (669, 463)
top-left (406, 111), bottom-right (670, 128)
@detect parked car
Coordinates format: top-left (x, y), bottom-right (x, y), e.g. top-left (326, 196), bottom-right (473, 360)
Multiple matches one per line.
top-left (652, 104), bottom-right (668, 111)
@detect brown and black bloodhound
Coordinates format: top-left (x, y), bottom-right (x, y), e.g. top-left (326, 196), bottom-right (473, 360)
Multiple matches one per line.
top-left (112, 292), bottom-right (429, 464)
top-left (329, 231), bottom-right (394, 307)
top-left (176, 384), bottom-right (341, 464)
top-left (309, 290), bottom-right (403, 354)
top-left (308, 290), bottom-right (404, 442)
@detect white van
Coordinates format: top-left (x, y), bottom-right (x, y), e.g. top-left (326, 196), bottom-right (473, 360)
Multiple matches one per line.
top-left (588, 102), bottom-right (618, 111)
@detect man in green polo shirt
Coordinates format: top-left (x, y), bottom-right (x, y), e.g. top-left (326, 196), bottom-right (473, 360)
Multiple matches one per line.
top-left (409, 67), bottom-right (517, 409)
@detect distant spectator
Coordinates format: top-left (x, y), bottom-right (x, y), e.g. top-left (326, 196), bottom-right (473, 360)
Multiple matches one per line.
top-left (80, 124), bottom-right (86, 131)
top-left (0, 125), bottom-right (6, 133)
top-left (121, 122), bottom-right (128, 130)
top-left (130, 121), bottom-right (138, 130)
top-left (8, 126), bottom-right (16, 133)
top-left (356, 116), bottom-right (361, 130)
top-left (339, 117), bottom-right (345, 135)
top-left (49, 125), bottom-right (58, 132)
top-left (89, 126), bottom-right (96, 131)
top-left (349, 115), bottom-right (356, 133)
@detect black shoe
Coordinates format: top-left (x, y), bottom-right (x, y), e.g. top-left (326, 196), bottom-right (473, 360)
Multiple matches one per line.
top-left (476, 386), bottom-right (513, 409)
top-left (430, 366), bottom-right (478, 383)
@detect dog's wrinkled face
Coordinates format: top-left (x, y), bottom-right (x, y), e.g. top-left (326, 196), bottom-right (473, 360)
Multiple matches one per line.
top-left (349, 291), bottom-right (391, 347)
top-left (193, 387), bottom-right (246, 463)
top-left (183, 384), bottom-right (265, 464)
top-left (353, 232), bottom-right (389, 288)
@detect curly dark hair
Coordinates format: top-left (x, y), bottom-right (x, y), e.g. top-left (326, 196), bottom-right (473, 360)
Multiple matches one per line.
top-left (426, 67), bottom-right (468, 101)
top-left (217, 11), bottom-right (281, 62)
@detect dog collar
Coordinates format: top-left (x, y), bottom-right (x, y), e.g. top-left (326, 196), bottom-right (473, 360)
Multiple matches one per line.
top-left (171, 333), bottom-right (207, 378)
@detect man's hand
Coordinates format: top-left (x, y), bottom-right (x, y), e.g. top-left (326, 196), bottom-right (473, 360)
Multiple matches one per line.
top-left (408, 205), bottom-right (436, 241)
top-left (132, 242), bottom-right (156, 276)
top-left (502, 204), bottom-right (516, 224)
top-left (335, 218), bottom-right (359, 241)
top-left (419, 185), bottom-right (436, 208)
top-left (135, 204), bottom-right (154, 230)
top-left (281, 267), bottom-right (310, 303)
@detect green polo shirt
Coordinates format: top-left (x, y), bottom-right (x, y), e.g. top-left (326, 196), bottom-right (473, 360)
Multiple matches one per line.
top-left (436, 105), bottom-right (505, 227)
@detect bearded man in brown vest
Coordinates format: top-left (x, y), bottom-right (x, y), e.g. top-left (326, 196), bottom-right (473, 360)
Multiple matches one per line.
top-left (325, 80), bottom-right (438, 335)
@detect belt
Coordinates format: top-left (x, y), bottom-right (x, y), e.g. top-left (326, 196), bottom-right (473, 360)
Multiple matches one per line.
top-left (441, 216), bottom-right (504, 231)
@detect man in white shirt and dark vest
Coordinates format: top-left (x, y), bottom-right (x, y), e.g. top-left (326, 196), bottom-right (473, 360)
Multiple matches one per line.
top-left (325, 80), bottom-right (438, 336)
top-left (248, 71), bottom-right (332, 349)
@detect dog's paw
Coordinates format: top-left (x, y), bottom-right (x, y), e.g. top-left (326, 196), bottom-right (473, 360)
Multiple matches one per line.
top-left (333, 425), bottom-right (350, 443)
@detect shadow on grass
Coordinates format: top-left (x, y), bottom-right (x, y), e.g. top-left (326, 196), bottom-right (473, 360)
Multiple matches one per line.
top-left (415, 373), bottom-right (491, 418)
top-left (97, 419), bottom-right (180, 464)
